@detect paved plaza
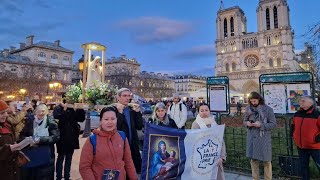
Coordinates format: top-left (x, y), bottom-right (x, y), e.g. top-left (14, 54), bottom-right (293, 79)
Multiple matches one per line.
top-left (64, 137), bottom-right (252, 180)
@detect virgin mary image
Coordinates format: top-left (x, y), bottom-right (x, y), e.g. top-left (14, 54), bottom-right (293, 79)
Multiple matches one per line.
top-left (86, 56), bottom-right (102, 88)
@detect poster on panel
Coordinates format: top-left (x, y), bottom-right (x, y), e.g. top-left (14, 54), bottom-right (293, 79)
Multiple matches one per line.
top-left (263, 84), bottom-right (287, 114)
top-left (287, 83), bottom-right (311, 113)
top-left (209, 86), bottom-right (227, 111)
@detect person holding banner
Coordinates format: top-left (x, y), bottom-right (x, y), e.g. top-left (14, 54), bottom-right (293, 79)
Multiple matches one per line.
top-left (79, 106), bottom-right (138, 180)
top-left (192, 103), bottom-right (227, 180)
top-left (244, 92), bottom-right (276, 180)
top-left (148, 102), bottom-right (178, 129)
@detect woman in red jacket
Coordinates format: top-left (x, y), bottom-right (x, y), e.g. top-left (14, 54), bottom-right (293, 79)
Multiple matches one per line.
top-left (79, 106), bottom-right (138, 180)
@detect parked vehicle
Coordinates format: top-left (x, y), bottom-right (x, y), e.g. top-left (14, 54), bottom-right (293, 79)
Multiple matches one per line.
top-left (141, 103), bottom-right (153, 114)
top-left (79, 111), bottom-right (100, 131)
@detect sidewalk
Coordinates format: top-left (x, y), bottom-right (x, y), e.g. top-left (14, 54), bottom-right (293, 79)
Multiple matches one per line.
top-left (225, 172), bottom-right (252, 180)
top-left (66, 137), bottom-right (253, 180)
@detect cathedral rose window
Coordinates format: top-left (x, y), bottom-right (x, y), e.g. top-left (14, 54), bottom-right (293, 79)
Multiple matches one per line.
top-left (244, 55), bottom-right (259, 68)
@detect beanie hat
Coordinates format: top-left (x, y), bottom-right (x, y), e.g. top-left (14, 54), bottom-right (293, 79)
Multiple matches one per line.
top-left (0, 100), bottom-right (9, 111)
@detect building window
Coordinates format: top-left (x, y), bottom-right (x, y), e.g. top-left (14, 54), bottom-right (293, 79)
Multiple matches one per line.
top-left (225, 63), bottom-right (230, 72)
top-left (230, 17), bottom-right (234, 36)
top-left (63, 56), bottom-right (69, 61)
top-left (140, 81), bottom-right (143, 86)
top-left (244, 55), bottom-right (260, 68)
top-left (51, 54), bottom-right (58, 59)
top-left (224, 18), bottom-right (228, 38)
top-left (273, 6), bottom-right (278, 29)
top-left (267, 36), bottom-right (271, 45)
top-left (277, 58), bottom-right (281, 67)
top-left (232, 62), bottom-right (236, 71)
top-left (266, 8), bottom-right (270, 30)
top-left (38, 52), bottom-right (46, 57)
top-left (51, 72), bottom-right (56, 80)
top-left (269, 59), bottom-right (274, 67)
top-left (63, 72), bottom-right (68, 81)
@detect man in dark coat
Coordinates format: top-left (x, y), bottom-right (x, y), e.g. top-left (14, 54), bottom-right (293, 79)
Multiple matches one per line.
top-left (114, 88), bottom-right (143, 173)
top-left (0, 100), bottom-right (21, 180)
top-left (53, 103), bottom-right (85, 180)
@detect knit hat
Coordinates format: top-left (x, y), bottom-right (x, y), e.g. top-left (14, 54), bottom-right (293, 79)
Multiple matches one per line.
top-left (0, 100), bottom-right (9, 112)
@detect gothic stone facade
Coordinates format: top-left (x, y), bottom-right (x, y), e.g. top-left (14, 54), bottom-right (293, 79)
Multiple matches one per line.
top-left (215, 0), bottom-right (301, 94)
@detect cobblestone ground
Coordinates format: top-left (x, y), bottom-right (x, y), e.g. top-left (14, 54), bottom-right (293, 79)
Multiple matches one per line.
top-left (55, 137), bottom-right (86, 180)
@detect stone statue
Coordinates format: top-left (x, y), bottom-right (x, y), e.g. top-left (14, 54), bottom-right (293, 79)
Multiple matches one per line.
top-left (86, 56), bottom-right (102, 88)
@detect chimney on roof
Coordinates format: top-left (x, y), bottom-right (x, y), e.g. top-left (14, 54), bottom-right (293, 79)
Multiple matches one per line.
top-left (3, 49), bottom-right (9, 57)
top-left (10, 46), bottom-right (16, 52)
top-left (54, 40), bottom-right (60, 47)
top-left (26, 35), bottom-right (34, 46)
top-left (19, 43), bottom-right (26, 49)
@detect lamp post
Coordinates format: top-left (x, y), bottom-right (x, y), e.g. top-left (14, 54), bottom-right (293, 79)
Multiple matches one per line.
top-left (81, 42), bottom-right (106, 138)
top-left (49, 82), bottom-right (61, 102)
top-left (19, 89), bottom-right (27, 101)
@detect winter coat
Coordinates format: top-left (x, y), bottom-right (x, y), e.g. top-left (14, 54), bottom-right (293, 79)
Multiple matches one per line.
top-left (148, 117), bottom-right (178, 129)
top-left (7, 111), bottom-right (27, 139)
top-left (79, 129), bottom-right (138, 180)
top-left (0, 120), bottom-right (20, 180)
top-left (167, 101), bottom-right (187, 128)
top-left (244, 105), bottom-right (276, 162)
top-left (19, 115), bottom-right (60, 180)
top-left (115, 106), bottom-right (143, 173)
top-left (292, 106), bottom-right (320, 149)
top-left (53, 105), bottom-right (85, 153)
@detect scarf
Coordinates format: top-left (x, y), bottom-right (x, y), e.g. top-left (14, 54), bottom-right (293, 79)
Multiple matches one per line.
top-left (245, 105), bottom-right (268, 136)
top-left (195, 114), bottom-right (216, 129)
top-left (33, 115), bottom-right (48, 137)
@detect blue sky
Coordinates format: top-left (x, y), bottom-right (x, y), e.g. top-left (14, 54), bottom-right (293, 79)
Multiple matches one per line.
top-left (1, 0), bottom-right (319, 76)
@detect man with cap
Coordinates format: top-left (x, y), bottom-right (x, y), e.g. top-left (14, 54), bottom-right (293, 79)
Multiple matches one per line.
top-left (292, 96), bottom-right (320, 180)
top-left (0, 100), bottom-right (23, 180)
top-left (167, 95), bottom-right (188, 129)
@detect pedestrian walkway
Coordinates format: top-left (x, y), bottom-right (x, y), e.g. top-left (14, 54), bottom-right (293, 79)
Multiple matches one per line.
top-left (225, 172), bottom-right (252, 180)
top-left (66, 137), bottom-right (253, 180)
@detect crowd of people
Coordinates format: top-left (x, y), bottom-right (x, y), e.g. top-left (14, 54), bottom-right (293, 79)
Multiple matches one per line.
top-left (0, 88), bottom-right (319, 180)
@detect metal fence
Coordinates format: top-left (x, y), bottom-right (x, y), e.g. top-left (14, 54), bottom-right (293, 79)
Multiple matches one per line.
top-left (223, 115), bottom-right (320, 179)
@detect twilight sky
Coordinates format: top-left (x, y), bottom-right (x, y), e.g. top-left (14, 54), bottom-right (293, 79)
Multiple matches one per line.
top-left (0, 0), bottom-right (319, 75)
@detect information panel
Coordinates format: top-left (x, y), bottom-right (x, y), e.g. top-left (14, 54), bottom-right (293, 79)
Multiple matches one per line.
top-left (263, 84), bottom-right (287, 114)
top-left (209, 86), bottom-right (227, 112)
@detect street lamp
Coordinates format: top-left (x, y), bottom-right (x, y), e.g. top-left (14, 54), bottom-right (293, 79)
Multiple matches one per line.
top-left (19, 89), bottom-right (27, 101)
top-left (49, 82), bottom-right (61, 102)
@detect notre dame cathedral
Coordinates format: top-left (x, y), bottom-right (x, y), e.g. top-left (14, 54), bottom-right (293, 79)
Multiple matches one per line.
top-left (215, 0), bottom-right (301, 94)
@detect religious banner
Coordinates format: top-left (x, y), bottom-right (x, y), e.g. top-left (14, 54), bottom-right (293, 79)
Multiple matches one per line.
top-left (286, 83), bottom-right (311, 113)
top-left (141, 123), bottom-right (225, 180)
top-left (263, 84), bottom-right (287, 114)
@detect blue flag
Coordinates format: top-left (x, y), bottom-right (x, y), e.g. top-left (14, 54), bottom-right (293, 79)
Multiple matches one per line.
top-left (141, 122), bottom-right (225, 180)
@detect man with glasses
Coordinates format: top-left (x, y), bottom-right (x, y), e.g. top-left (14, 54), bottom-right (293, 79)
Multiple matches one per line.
top-left (114, 88), bottom-right (143, 173)
top-left (167, 95), bottom-right (187, 129)
top-left (292, 96), bottom-right (320, 180)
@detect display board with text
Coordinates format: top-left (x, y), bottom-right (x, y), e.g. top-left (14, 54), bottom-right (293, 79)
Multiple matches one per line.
top-left (207, 76), bottom-right (230, 113)
top-left (260, 72), bottom-right (314, 114)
